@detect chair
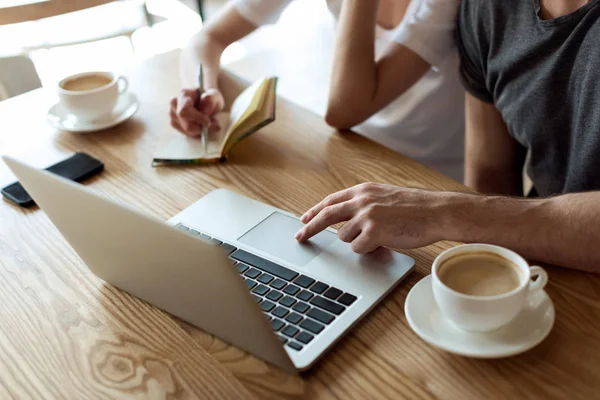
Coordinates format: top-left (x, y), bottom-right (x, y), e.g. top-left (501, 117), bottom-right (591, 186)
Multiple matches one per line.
top-left (0, 55), bottom-right (41, 101)
top-left (0, 0), bottom-right (153, 51)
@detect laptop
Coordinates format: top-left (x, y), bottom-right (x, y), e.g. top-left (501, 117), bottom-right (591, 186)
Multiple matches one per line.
top-left (2, 155), bottom-right (414, 373)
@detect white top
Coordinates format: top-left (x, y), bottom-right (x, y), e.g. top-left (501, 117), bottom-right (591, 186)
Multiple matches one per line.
top-left (234, 0), bottom-right (464, 181)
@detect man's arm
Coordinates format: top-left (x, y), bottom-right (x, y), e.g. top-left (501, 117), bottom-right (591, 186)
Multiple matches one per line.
top-left (295, 183), bottom-right (600, 273)
top-left (325, 0), bottom-right (430, 129)
top-left (465, 93), bottom-right (526, 195)
top-left (446, 191), bottom-right (600, 272)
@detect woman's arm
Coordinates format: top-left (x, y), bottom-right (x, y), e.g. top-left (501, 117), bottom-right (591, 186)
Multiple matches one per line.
top-left (326, 0), bottom-right (430, 129)
top-left (181, 3), bottom-right (259, 90)
top-left (172, 3), bottom-right (260, 136)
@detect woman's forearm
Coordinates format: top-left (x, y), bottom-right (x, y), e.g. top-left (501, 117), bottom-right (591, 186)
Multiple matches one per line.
top-left (326, 0), bottom-right (430, 129)
top-left (180, 4), bottom-right (259, 89)
top-left (182, 32), bottom-right (224, 90)
top-left (327, 0), bottom-right (379, 128)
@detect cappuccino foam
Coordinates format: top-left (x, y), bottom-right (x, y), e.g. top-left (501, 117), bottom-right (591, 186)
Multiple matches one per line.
top-left (438, 252), bottom-right (523, 296)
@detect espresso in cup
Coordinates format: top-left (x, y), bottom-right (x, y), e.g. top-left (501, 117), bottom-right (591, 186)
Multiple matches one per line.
top-left (432, 244), bottom-right (548, 332)
top-left (61, 74), bottom-right (113, 92)
top-left (437, 252), bottom-right (524, 297)
top-left (58, 71), bottom-right (128, 122)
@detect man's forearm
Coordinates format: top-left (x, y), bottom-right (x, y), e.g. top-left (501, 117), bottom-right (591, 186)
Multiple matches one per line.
top-left (442, 191), bottom-right (600, 272)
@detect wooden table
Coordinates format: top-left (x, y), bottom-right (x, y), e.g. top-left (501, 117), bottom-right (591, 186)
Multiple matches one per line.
top-left (1, 50), bottom-right (599, 399)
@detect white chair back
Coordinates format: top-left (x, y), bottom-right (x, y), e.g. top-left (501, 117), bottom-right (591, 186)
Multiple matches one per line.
top-left (0, 55), bottom-right (41, 101)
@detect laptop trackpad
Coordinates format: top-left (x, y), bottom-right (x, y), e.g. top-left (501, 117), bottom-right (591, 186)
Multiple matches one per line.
top-left (238, 212), bottom-right (337, 267)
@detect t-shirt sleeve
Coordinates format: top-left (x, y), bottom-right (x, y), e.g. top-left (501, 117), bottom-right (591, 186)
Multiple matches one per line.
top-left (233, 0), bottom-right (293, 26)
top-left (456, 0), bottom-right (493, 103)
top-left (391, 0), bottom-right (460, 67)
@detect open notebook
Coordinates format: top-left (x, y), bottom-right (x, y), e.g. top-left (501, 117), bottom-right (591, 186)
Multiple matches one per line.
top-left (153, 77), bottom-right (277, 166)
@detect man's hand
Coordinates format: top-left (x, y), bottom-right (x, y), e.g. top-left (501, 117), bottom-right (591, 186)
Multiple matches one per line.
top-left (295, 183), bottom-right (600, 272)
top-left (169, 88), bottom-right (225, 137)
top-left (295, 183), bottom-right (453, 253)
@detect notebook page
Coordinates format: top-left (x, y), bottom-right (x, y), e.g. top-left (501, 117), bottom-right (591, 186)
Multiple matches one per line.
top-left (228, 79), bottom-right (264, 124)
top-left (153, 113), bottom-right (230, 161)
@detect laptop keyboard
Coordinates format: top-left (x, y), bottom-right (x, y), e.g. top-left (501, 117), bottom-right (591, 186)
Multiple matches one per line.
top-left (175, 223), bottom-right (358, 352)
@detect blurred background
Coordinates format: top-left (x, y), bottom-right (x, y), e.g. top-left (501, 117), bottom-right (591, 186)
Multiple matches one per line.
top-left (0, 0), bottom-right (336, 113)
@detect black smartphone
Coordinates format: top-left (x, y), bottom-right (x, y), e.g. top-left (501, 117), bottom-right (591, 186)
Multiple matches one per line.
top-left (1, 152), bottom-right (104, 208)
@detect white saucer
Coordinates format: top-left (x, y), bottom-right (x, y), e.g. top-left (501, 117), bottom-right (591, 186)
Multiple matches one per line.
top-left (47, 92), bottom-right (139, 133)
top-left (405, 275), bottom-right (555, 358)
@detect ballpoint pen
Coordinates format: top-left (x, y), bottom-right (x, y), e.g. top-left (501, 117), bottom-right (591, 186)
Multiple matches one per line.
top-left (197, 65), bottom-right (208, 156)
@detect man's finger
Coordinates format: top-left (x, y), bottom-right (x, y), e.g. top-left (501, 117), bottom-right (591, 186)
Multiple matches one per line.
top-left (337, 218), bottom-right (362, 243)
top-left (296, 201), bottom-right (356, 242)
top-left (301, 188), bottom-right (357, 224)
top-left (350, 231), bottom-right (380, 254)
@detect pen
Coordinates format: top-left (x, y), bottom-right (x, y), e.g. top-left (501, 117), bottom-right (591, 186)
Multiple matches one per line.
top-left (197, 65), bottom-right (208, 156)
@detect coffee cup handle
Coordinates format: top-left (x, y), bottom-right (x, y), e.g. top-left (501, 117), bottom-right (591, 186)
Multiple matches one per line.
top-left (527, 266), bottom-right (548, 297)
top-left (117, 76), bottom-right (128, 94)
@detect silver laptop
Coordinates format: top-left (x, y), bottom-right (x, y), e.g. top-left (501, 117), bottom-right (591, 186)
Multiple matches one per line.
top-left (2, 155), bottom-right (414, 373)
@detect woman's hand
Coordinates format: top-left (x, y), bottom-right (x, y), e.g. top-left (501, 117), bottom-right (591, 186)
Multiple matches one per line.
top-left (169, 88), bottom-right (225, 137)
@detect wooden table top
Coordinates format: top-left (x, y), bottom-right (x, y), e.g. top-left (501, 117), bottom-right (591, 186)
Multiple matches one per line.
top-left (1, 50), bottom-right (599, 399)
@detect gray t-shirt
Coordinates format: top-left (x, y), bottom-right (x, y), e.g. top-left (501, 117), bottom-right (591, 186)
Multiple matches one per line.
top-left (457, 0), bottom-right (600, 196)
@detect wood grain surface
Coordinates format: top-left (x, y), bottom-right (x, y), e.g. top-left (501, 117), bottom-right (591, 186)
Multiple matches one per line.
top-left (1, 50), bottom-right (599, 399)
top-left (0, 0), bottom-right (116, 25)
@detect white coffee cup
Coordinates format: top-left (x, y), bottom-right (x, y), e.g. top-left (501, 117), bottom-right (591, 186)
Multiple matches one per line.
top-left (58, 71), bottom-right (128, 122)
top-left (432, 244), bottom-right (548, 332)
